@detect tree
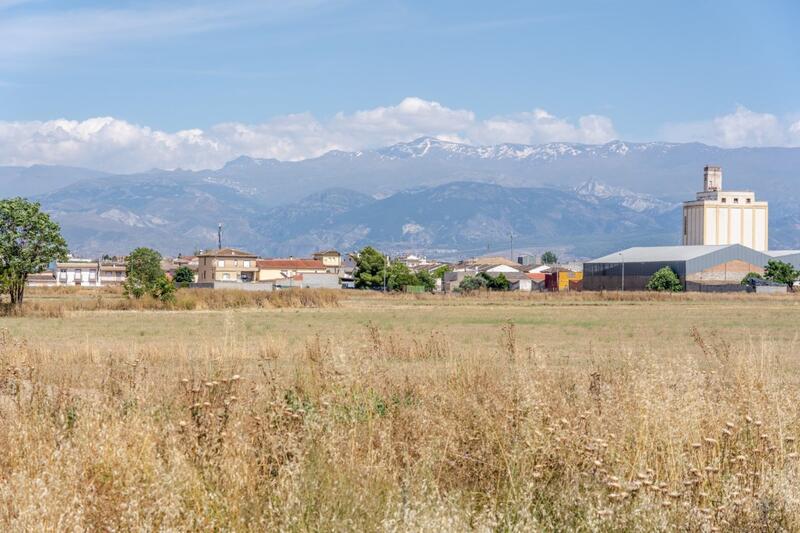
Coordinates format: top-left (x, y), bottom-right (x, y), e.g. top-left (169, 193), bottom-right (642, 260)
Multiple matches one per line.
top-left (173, 265), bottom-right (195, 287)
top-left (415, 269), bottom-right (436, 292)
top-left (541, 251), bottom-right (558, 265)
top-left (386, 261), bottom-right (417, 291)
top-left (0, 198), bottom-right (68, 307)
top-left (740, 272), bottom-right (763, 286)
top-left (124, 247), bottom-right (164, 299)
top-left (764, 259), bottom-right (798, 290)
top-left (432, 264), bottom-right (452, 280)
top-left (479, 272), bottom-right (510, 291)
top-left (151, 274), bottom-right (176, 303)
top-left (646, 267), bottom-right (683, 292)
top-left (458, 275), bottom-right (486, 292)
top-left (354, 246), bottom-right (387, 290)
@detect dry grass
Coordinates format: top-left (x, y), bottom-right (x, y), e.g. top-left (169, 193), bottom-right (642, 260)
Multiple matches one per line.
top-left (0, 294), bottom-right (799, 530)
top-left (5, 287), bottom-right (340, 316)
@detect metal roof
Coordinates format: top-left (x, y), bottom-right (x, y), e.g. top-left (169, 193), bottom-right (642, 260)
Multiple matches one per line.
top-left (586, 245), bottom-right (731, 264)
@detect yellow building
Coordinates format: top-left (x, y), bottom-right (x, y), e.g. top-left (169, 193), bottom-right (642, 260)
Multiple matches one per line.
top-left (545, 268), bottom-right (583, 291)
top-left (197, 248), bottom-right (259, 283)
top-left (683, 166), bottom-right (769, 251)
top-left (312, 250), bottom-right (342, 273)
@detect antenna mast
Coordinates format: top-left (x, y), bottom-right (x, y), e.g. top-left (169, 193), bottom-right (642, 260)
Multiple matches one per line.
top-left (217, 223), bottom-right (223, 250)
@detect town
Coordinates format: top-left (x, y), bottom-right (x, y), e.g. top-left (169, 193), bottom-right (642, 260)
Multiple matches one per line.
top-left (22, 166), bottom-right (800, 296)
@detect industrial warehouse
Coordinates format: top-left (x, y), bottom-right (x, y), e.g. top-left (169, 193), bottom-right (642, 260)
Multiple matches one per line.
top-left (583, 166), bottom-right (800, 291)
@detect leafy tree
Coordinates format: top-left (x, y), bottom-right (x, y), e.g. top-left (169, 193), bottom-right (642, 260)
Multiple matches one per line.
top-left (740, 272), bottom-right (763, 286)
top-left (432, 264), bottom-right (452, 280)
top-left (415, 269), bottom-right (437, 292)
top-left (0, 198), bottom-right (68, 307)
top-left (541, 251), bottom-right (558, 265)
top-left (173, 265), bottom-right (195, 287)
top-left (354, 246), bottom-right (388, 290)
top-left (479, 272), bottom-right (511, 291)
top-left (764, 259), bottom-right (799, 290)
top-left (151, 274), bottom-right (176, 303)
top-left (646, 267), bottom-right (683, 292)
top-left (458, 275), bottom-right (486, 292)
top-left (124, 247), bottom-right (164, 299)
top-left (387, 261), bottom-right (417, 291)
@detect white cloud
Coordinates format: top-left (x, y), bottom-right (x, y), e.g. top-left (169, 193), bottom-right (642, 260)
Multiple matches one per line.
top-left (661, 106), bottom-right (800, 148)
top-left (0, 97), bottom-right (619, 172)
top-left (468, 109), bottom-right (616, 145)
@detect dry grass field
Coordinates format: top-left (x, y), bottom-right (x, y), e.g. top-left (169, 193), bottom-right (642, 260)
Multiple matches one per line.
top-left (1, 289), bottom-right (800, 531)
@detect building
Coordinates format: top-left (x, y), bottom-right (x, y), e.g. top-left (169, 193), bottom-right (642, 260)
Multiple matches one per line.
top-left (544, 267), bottom-right (583, 291)
top-left (99, 260), bottom-right (127, 285)
top-left (583, 244), bottom-right (771, 291)
top-left (273, 272), bottom-right (341, 289)
top-left (197, 248), bottom-right (259, 283)
top-left (312, 250), bottom-right (342, 273)
top-left (683, 166), bottom-right (769, 251)
top-left (517, 254), bottom-right (540, 266)
top-left (55, 259), bottom-right (101, 287)
top-left (256, 258), bottom-right (328, 282)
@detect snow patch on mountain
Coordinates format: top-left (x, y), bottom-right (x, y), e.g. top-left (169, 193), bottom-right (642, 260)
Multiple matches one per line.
top-left (575, 179), bottom-right (676, 213)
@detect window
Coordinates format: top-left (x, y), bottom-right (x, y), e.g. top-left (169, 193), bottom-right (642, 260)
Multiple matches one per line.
top-left (243, 260), bottom-right (251, 268)
top-left (218, 259), bottom-right (225, 267)
top-left (734, 198), bottom-right (739, 204)
top-left (721, 198), bottom-right (727, 203)
top-left (223, 273), bottom-right (230, 280)
top-left (746, 198), bottom-right (751, 204)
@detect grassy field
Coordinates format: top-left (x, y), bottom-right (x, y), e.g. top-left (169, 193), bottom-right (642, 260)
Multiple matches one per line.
top-left (1, 290), bottom-right (800, 530)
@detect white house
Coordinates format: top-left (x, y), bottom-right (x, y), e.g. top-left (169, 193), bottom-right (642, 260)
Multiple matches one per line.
top-left (55, 259), bottom-right (101, 287)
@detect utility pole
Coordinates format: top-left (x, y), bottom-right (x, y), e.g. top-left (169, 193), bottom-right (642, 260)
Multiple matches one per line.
top-left (217, 223), bottom-right (223, 250)
top-left (510, 232), bottom-right (514, 263)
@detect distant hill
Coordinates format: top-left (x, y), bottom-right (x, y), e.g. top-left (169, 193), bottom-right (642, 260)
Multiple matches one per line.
top-left (1, 138), bottom-right (798, 258)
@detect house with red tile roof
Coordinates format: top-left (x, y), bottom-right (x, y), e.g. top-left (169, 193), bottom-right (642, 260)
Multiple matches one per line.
top-left (256, 258), bottom-right (327, 282)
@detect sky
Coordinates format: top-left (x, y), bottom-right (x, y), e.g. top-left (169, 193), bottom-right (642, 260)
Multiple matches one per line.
top-left (0, 0), bottom-right (799, 172)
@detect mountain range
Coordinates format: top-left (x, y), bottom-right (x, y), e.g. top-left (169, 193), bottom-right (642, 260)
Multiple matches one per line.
top-left (3, 138), bottom-right (800, 259)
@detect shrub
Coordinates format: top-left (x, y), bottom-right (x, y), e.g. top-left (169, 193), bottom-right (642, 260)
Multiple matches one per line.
top-left (646, 266), bottom-right (682, 292)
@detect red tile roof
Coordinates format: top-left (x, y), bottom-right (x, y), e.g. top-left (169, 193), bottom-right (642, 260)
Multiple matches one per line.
top-left (527, 273), bottom-right (546, 281)
top-left (256, 259), bottom-right (325, 270)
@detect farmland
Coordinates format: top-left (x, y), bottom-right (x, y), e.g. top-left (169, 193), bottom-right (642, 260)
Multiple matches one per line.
top-left (1, 290), bottom-right (800, 530)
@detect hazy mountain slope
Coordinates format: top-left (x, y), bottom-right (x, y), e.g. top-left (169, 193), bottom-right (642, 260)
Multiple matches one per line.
top-left (35, 174), bottom-right (267, 256)
top-left (0, 165), bottom-right (111, 198)
top-left (252, 181), bottom-right (682, 258)
top-left (7, 138), bottom-right (800, 257)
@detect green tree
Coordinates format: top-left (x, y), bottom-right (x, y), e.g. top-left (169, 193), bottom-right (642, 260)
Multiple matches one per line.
top-left (458, 275), bottom-right (486, 292)
top-left (173, 265), bottom-right (195, 287)
top-left (432, 264), bottom-right (452, 280)
top-left (124, 247), bottom-right (164, 299)
top-left (740, 272), bottom-right (763, 286)
top-left (415, 269), bottom-right (437, 292)
top-left (541, 251), bottom-right (558, 265)
top-left (386, 261), bottom-right (417, 291)
top-left (646, 267), bottom-right (683, 292)
top-left (0, 198), bottom-right (68, 307)
top-left (479, 272), bottom-right (511, 291)
top-left (764, 259), bottom-right (798, 290)
top-left (151, 274), bottom-right (176, 303)
top-left (354, 246), bottom-right (388, 290)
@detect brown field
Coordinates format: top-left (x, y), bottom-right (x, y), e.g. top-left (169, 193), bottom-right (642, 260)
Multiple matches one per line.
top-left (1, 289), bottom-right (800, 531)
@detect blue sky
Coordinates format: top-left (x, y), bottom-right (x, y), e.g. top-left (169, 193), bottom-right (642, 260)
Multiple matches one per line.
top-left (0, 0), bottom-right (798, 171)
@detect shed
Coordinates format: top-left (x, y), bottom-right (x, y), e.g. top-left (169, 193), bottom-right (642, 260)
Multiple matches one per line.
top-left (583, 244), bottom-right (771, 291)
